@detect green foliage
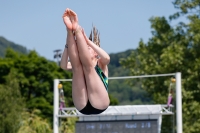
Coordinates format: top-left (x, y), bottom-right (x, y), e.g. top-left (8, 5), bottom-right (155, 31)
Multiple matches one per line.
top-left (109, 94), bottom-right (119, 105)
top-left (108, 49), bottom-right (133, 76)
top-left (170, 0), bottom-right (200, 20)
top-left (59, 118), bottom-right (78, 133)
top-left (109, 49), bottom-right (134, 67)
top-left (18, 109), bottom-right (52, 133)
top-left (0, 48), bottom-right (72, 127)
top-left (121, 1), bottom-right (200, 132)
top-left (0, 70), bottom-right (25, 133)
top-left (108, 79), bottom-right (153, 105)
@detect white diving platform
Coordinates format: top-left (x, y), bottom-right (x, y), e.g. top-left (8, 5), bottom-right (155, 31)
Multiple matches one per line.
top-left (57, 104), bottom-right (173, 119)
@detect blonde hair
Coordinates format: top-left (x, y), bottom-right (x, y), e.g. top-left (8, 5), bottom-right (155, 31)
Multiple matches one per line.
top-left (89, 26), bottom-right (100, 47)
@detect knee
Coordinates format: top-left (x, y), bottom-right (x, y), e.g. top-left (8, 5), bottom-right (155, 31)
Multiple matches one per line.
top-left (100, 97), bottom-right (110, 109)
top-left (105, 98), bottom-right (110, 108)
top-left (101, 100), bottom-right (110, 110)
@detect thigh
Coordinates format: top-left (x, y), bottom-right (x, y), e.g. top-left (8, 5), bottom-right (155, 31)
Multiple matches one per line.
top-left (83, 67), bottom-right (110, 110)
top-left (72, 66), bottom-right (88, 111)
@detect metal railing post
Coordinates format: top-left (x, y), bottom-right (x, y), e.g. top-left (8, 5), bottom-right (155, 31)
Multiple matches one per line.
top-left (176, 72), bottom-right (182, 133)
top-left (53, 79), bottom-right (59, 133)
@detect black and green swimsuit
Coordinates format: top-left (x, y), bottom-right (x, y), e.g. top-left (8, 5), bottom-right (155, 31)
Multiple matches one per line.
top-left (95, 64), bottom-right (108, 91)
top-left (79, 64), bottom-right (109, 115)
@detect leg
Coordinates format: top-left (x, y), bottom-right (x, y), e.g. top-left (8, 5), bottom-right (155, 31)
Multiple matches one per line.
top-left (63, 8), bottom-right (89, 110)
top-left (68, 8), bottom-right (109, 110)
top-left (75, 28), bottom-right (110, 110)
top-left (67, 30), bottom-right (88, 110)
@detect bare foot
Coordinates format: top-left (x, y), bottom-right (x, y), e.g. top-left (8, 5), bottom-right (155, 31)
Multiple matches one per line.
top-left (62, 8), bottom-right (73, 30)
top-left (68, 9), bottom-right (79, 31)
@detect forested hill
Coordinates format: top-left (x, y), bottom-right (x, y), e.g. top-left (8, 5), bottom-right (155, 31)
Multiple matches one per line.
top-left (108, 49), bottom-right (134, 77)
top-left (0, 36), bottom-right (28, 57)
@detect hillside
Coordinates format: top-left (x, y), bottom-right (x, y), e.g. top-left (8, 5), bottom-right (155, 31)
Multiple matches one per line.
top-left (108, 49), bottom-right (134, 77)
top-left (0, 36), bottom-right (28, 57)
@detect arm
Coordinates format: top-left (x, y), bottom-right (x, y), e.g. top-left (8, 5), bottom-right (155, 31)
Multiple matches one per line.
top-left (60, 43), bottom-right (72, 71)
top-left (82, 29), bottom-right (110, 65)
top-left (60, 9), bottom-right (75, 71)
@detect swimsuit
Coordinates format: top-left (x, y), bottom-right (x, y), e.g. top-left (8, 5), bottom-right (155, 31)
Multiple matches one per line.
top-left (79, 100), bottom-right (107, 115)
top-left (94, 65), bottom-right (108, 91)
top-left (79, 64), bottom-right (108, 115)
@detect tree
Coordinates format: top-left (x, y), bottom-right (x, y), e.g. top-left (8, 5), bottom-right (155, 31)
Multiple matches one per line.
top-left (17, 109), bottom-right (52, 133)
top-left (59, 118), bottom-right (78, 133)
top-left (0, 48), bottom-right (72, 126)
top-left (120, 0), bottom-right (200, 132)
top-left (0, 70), bottom-right (25, 133)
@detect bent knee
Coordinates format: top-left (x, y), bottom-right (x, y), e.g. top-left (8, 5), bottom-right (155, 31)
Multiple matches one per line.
top-left (104, 98), bottom-right (110, 108)
top-left (99, 100), bottom-right (110, 110)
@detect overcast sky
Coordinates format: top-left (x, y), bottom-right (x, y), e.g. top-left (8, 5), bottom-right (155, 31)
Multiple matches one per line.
top-left (0, 1), bottom-right (180, 60)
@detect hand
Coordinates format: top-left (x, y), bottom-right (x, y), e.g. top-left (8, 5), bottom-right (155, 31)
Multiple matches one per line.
top-left (62, 8), bottom-right (72, 30)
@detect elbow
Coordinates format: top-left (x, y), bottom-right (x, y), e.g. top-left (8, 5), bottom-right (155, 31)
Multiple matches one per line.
top-left (102, 56), bottom-right (110, 65)
top-left (60, 62), bottom-right (67, 70)
top-left (60, 64), bottom-right (66, 70)
top-left (106, 56), bottom-right (110, 65)
top-left (60, 60), bottom-right (64, 69)
top-left (60, 65), bottom-right (71, 71)
top-left (60, 62), bottom-right (72, 71)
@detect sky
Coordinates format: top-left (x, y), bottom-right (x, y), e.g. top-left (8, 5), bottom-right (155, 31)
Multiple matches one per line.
top-left (0, 1), bottom-right (179, 61)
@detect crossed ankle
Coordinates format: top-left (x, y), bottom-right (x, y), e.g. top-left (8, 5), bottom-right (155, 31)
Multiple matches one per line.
top-left (67, 28), bottom-right (73, 33)
top-left (75, 25), bottom-right (82, 33)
